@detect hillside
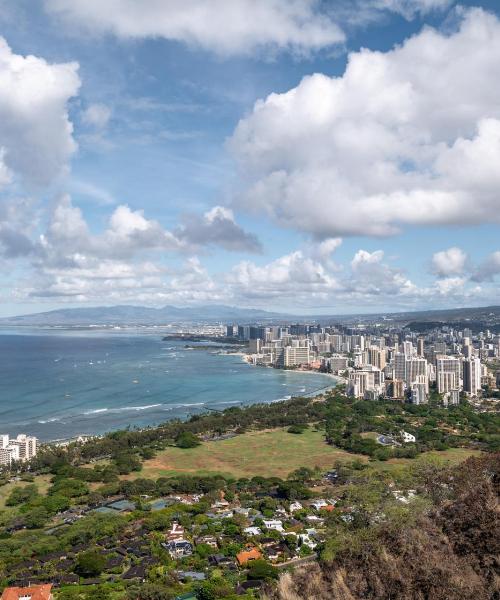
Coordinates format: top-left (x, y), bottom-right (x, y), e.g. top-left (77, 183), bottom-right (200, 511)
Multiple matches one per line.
top-left (265, 453), bottom-right (500, 600)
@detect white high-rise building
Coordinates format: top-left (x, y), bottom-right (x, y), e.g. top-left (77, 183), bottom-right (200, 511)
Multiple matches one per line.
top-left (0, 434), bottom-right (38, 466)
top-left (436, 356), bottom-right (462, 394)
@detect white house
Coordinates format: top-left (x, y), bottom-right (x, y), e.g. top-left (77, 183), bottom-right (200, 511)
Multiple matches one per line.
top-left (311, 499), bottom-right (328, 511)
top-left (400, 430), bottom-right (416, 443)
top-left (262, 519), bottom-right (284, 532)
top-left (244, 526), bottom-right (262, 536)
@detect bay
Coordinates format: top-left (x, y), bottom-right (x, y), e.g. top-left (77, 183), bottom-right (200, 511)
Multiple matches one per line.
top-left (0, 328), bottom-right (336, 441)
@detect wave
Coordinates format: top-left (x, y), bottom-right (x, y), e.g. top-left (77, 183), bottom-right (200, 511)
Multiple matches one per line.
top-left (38, 417), bottom-right (62, 424)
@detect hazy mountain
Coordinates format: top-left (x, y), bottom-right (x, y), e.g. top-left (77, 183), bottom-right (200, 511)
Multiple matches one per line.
top-left (0, 304), bottom-right (288, 325)
top-left (1, 303), bottom-right (499, 327)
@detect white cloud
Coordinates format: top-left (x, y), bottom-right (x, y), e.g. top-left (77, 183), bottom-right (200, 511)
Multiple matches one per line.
top-left (82, 103), bottom-right (111, 129)
top-left (369, 0), bottom-right (452, 19)
top-left (431, 247), bottom-right (467, 277)
top-left (0, 36), bottom-right (80, 186)
top-left (229, 8), bottom-right (500, 237)
top-left (44, 0), bottom-right (345, 56)
top-left (434, 276), bottom-right (466, 294)
top-left (38, 195), bottom-right (260, 268)
top-left (176, 206), bottom-right (262, 253)
top-left (230, 250), bottom-right (341, 300)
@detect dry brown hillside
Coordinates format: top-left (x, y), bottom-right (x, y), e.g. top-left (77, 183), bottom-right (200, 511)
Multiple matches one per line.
top-left (264, 454), bottom-right (500, 600)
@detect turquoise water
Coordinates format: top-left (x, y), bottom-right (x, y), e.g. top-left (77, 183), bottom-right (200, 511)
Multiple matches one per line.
top-left (0, 328), bottom-right (335, 441)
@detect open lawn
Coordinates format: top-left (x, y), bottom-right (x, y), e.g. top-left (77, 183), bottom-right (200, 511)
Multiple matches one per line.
top-left (0, 474), bottom-right (52, 510)
top-left (132, 428), bottom-right (363, 479)
top-left (128, 428), bottom-right (483, 481)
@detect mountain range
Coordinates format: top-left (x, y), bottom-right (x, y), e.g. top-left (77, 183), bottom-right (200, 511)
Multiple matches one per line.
top-left (1, 304), bottom-right (500, 327)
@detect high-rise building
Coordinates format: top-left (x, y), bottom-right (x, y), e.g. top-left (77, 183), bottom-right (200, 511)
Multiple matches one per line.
top-left (436, 356), bottom-right (462, 394)
top-left (367, 347), bottom-right (386, 370)
top-left (410, 382), bottom-right (427, 405)
top-left (463, 357), bottom-right (481, 395)
top-left (0, 434), bottom-right (38, 466)
top-left (417, 338), bottom-right (425, 357)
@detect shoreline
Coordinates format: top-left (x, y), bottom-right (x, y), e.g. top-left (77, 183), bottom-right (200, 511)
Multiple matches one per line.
top-left (41, 371), bottom-right (339, 447)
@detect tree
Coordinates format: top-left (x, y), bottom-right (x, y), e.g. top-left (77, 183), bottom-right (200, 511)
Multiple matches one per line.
top-left (176, 431), bottom-right (201, 448)
top-left (247, 559), bottom-right (278, 580)
top-left (74, 550), bottom-right (106, 577)
top-left (24, 506), bottom-right (49, 529)
top-left (126, 583), bottom-right (173, 600)
top-left (6, 484), bottom-right (38, 506)
top-left (85, 588), bottom-right (111, 600)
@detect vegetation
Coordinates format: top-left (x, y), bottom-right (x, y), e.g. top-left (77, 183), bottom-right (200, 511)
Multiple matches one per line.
top-left (0, 390), bottom-right (497, 599)
top-left (265, 454), bottom-right (500, 600)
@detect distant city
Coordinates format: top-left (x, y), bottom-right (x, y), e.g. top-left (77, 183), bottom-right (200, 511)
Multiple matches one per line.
top-left (225, 321), bottom-right (500, 408)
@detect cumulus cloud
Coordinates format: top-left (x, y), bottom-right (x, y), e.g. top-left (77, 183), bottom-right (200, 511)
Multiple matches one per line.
top-left (176, 206), bottom-right (262, 253)
top-left (229, 8), bottom-right (500, 237)
top-left (44, 0), bottom-right (345, 56)
top-left (431, 247), bottom-right (467, 277)
top-left (39, 196), bottom-right (183, 268)
top-left (230, 250), bottom-right (341, 300)
top-left (0, 36), bottom-right (80, 186)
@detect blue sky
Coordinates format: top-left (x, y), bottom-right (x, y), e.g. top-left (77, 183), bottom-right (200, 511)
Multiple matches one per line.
top-left (0, 0), bottom-right (499, 316)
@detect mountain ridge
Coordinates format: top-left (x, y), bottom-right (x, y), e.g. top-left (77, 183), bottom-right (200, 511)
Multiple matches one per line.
top-left (1, 303), bottom-right (500, 326)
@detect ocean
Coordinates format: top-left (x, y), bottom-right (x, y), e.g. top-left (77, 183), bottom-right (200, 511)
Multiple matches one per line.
top-left (0, 328), bottom-right (336, 441)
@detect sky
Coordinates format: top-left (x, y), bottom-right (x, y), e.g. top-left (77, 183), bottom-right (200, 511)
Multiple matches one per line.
top-left (0, 0), bottom-right (500, 317)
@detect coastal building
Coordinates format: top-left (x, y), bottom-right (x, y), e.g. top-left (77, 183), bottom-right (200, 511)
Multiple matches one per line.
top-left (0, 434), bottom-right (38, 467)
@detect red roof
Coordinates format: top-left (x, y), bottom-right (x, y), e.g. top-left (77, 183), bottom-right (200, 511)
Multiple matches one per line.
top-left (236, 547), bottom-right (262, 565)
top-left (1, 585), bottom-right (53, 600)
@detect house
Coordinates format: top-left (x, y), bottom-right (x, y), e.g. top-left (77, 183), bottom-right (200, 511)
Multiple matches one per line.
top-left (166, 522), bottom-right (185, 541)
top-left (122, 565), bottom-right (147, 580)
top-left (1, 585), bottom-right (53, 600)
top-left (208, 554), bottom-right (235, 567)
top-left (310, 499), bottom-right (328, 510)
top-left (262, 519), bottom-right (284, 532)
top-left (400, 431), bottom-right (416, 443)
top-left (176, 571), bottom-right (206, 582)
top-left (306, 515), bottom-right (324, 525)
top-left (195, 535), bottom-right (218, 548)
top-left (264, 542), bottom-right (290, 562)
top-left (163, 540), bottom-right (193, 559)
top-left (243, 526), bottom-right (262, 536)
top-left (289, 501), bottom-right (303, 513)
top-left (298, 529), bottom-right (318, 550)
top-left (236, 547), bottom-right (262, 566)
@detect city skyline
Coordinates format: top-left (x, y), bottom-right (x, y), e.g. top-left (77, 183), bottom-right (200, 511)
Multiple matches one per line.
top-left (1, 0), bottom-right (500, 317)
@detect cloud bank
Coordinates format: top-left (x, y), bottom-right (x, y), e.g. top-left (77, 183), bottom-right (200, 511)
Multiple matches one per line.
top-left (229, 8), bottom-right (500, 237)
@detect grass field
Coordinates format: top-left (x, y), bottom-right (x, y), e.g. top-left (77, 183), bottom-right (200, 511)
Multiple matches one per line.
top-left (128, 428), bottom-right (482, 481)
top-left (0, 474), bottom-right (52, 510)
top-left (133, 428), bottom-right (362, 479)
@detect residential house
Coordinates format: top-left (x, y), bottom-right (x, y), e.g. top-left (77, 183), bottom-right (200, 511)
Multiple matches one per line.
top-left (236, 547), bottom-right (262, 566)
top-left (1, 585), bottom-right (53, 600)
top-left (262, 519), bottom-right (284, 532)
